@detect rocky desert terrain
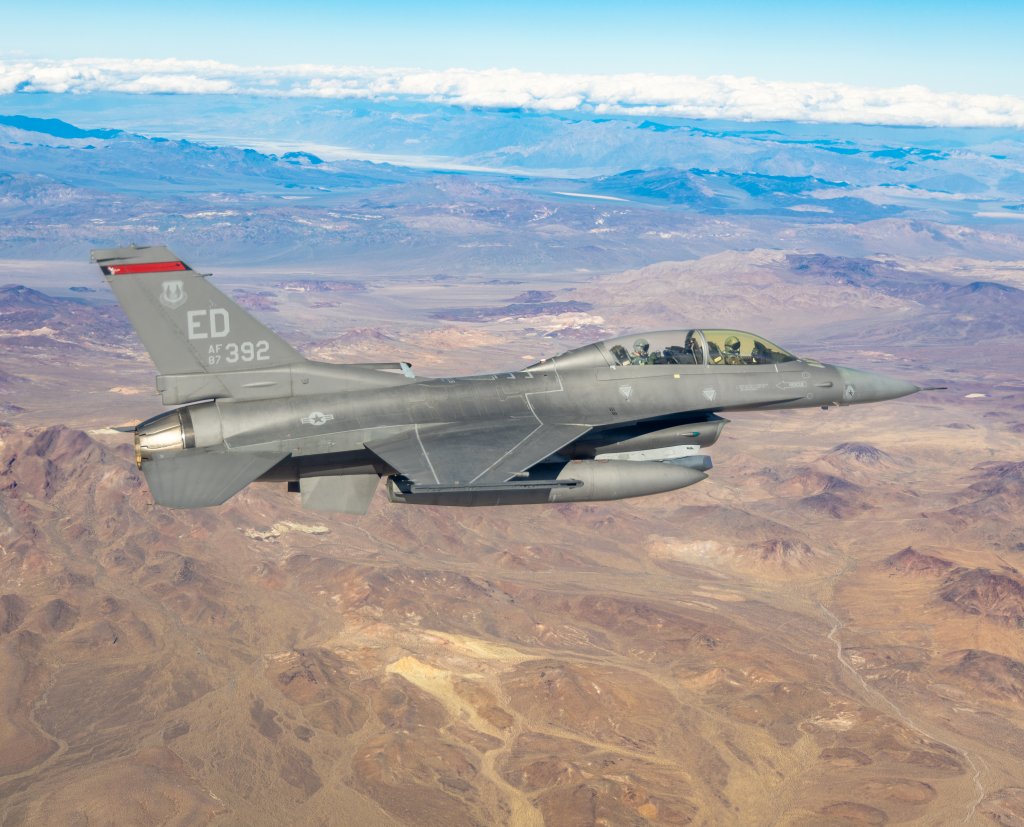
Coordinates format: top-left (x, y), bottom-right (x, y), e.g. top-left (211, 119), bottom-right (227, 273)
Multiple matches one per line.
top-left (1, 244), bottom-right (1022, 826)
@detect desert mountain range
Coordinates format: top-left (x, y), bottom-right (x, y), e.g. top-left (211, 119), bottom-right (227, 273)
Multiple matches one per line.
top-left (1, 109), bottom-right (1023, 825)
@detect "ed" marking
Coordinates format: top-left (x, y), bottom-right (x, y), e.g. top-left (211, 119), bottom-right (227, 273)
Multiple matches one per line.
top-left (186, 308), bottom-right (230, 340)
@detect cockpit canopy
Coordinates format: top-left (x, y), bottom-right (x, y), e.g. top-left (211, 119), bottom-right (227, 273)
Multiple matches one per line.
top-left (610, 329), bottom-right (796, 367)
top-left (531, 329), bottom-right (798, 370)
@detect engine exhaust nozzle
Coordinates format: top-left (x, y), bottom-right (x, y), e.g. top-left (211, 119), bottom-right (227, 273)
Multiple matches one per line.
top-left (134, 408), bottom-right (195, 467)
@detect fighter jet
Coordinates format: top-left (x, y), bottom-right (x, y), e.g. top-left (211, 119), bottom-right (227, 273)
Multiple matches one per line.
top-left (93, 245), bottom-right (925, 513)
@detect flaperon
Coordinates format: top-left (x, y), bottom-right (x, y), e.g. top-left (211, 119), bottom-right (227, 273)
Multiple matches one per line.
top-left (93, 245), bottom-right (927, 513)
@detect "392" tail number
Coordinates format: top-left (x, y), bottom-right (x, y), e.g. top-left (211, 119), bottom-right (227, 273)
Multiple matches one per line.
top-left (207, 340), bottom-right (270, 365)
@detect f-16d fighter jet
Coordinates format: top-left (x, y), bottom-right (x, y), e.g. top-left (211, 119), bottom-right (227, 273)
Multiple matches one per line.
top-left (93, 245), bottom-right (924, 513)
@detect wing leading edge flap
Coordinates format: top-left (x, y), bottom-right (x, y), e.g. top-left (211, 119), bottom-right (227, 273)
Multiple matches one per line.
top-left (142, 450), bottom-right (286, 508)
top-left (366, 420), bottom-right (591, 487)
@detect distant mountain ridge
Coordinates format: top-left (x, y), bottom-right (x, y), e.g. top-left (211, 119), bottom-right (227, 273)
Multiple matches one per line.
top-left (0, 114), bottom-right (122, 140)
top-left (1, 106), bottom-right (1023, 271)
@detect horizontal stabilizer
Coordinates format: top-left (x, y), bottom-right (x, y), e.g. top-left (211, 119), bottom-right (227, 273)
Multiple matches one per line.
top-left (142, 451), bottom-right (287, 508)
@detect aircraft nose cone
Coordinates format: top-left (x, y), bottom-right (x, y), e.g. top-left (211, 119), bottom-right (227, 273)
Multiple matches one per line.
top-left (835, 367), bottom-right (920, 404)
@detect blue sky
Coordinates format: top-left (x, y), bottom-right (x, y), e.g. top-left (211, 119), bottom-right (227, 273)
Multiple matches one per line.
top-left (3, 0), bottom-right (1023, 97)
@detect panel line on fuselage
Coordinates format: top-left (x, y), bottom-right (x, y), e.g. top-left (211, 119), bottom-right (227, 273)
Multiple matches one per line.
top-left (467, 413), bottom-right (543, 485)
top-left (413, 423), bottom-right (441, 485)
top-left (466, 364), bottom-right (570, 485)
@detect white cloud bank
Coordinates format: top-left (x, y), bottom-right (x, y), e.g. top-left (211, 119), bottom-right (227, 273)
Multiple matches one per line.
top-left (2, 58), bottom-right (1024, 128)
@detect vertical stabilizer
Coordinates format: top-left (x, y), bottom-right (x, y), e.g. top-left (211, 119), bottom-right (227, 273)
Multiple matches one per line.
top-left (92, 245), bottom-right (303, 376)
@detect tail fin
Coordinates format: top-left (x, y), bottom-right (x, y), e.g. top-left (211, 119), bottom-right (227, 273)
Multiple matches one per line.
top-left (92, 245), bottom-right (303, 376)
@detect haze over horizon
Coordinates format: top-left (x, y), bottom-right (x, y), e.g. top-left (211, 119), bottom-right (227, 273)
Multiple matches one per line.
top-left (3, 0), bottom-right (1024, 128)
top-left (4, 58), bottom-right (1024, 131)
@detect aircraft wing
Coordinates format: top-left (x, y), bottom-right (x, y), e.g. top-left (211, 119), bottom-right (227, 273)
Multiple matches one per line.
top-left (366, 420), bottom-right (590, 487)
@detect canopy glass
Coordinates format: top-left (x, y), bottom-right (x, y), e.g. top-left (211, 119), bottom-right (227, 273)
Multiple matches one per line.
top-left (603, 330), bottom-right (797, 367)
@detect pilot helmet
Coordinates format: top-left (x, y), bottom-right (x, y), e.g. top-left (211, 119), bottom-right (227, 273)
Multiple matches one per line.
top-left (724, 335), bottom-right (740, 353)
top-left (633, 338), bottom-right (650, 353)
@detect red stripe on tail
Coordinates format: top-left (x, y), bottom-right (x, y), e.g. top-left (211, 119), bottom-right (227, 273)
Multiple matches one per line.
top-left (104, 261), bottom-right (188, 275)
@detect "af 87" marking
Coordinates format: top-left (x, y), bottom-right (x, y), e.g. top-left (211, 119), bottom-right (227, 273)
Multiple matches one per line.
top-left (207, 340), bottom-right (270, 365)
